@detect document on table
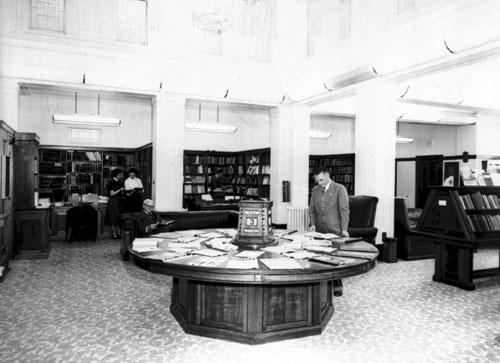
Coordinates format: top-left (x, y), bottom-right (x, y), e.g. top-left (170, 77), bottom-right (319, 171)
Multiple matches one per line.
top-left (226, 258), bottom-right (259, 269)
top-left (151, 232), bottom-right (182, 239)
top-left (192, 249), bottom-right (227, 257)
top-left (198, 231), bottom-right (224, 238)
top-left (303, 245), bottom-right (337, 254)
top-left (283, 251), bottom-right (320, 260)
top-left (262, 245), bottom-right (297, 254)
top-left (216, 228), bottom-right (238, 237)
top-left (304, 232), bottom-right (340, 239)
top-left (146, 251), bottom-right (189, 261)
top-left (333, 251), bottom-right (378, 259)
top-left (132, 246), bottom-right (161, 253)
top-left (167, 241), bottom-right (201, 250)
top-left (310, 255), bottom-right (357, 266)
top-left (132, 237), bottom-right (162, 248)
top-left (188, 256), bottom-right (227, 267)
top-left (235, 250), bottom-right (264, 259)
top-left (206, 239), bottom-right (238, 252)
top-left (175, 230), bottom-right (205, 237)
top-left (260, 258), bottom-right (304, 270)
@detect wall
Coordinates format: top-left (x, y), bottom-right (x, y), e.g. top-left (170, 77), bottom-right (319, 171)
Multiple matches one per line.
top-left (19, 92), bottom-right (152, 148)
top-left (396, 123), bottom-right (471, 158)
top-left (183, 101), bottom-right (270, 152)
top-left (309, 114), bottom-right (355, 155)
top-left (396, 160), bottom-right (416, 207)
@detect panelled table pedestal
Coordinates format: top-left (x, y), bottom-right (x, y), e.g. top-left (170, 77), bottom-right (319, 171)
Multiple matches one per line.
top-left (130, 237), bottom-right (377, 344)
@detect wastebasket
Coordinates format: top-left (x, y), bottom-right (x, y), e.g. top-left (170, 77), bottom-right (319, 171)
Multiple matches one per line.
top-left (382, 232), bottom-right (398, 263)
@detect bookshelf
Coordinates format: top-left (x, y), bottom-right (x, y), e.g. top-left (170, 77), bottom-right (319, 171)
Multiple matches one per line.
top-left (309, 153), bottom-right (355, 199)
top-left (38, 145), bottom-right (150, 202)
top-left (416, 186), bottom-right (500, 290)
top-left (183, 148), bottom-right (271, 209)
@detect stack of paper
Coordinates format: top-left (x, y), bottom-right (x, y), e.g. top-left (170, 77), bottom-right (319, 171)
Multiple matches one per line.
top-left (216, 228), bottom-right (238, 238)
top-left (310, 255), bottom-right (357, 265)
top-left (132, 238), bottom-right (162, 252)
top-left (226, 258), bottom-right (259, 269)
top-left (188, 256), bottom-right (227, 267)
top-left (283, 251), bottom-right (320, 260)
top-left (260, 258), bottom-right (304, 270)
top-left (235, 250), bottom-right (264, 259)
top-left (304, 245), bottom-right (337, 254)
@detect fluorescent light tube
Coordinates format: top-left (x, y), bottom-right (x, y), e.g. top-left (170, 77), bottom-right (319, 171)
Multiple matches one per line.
top-left (184, 122), bottom-right (237, 134)
top-left (53, 114), bottom-right (121, 127)
top-left (309, 129), bottom-right (331, 139)
top-left (396, 136), bottom-right (414, 144)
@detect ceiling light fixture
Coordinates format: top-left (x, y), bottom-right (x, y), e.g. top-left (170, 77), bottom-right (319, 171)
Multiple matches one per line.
top-left (52, 93), bottom-right (121, 127)
top-left (309, 129), bottom-right (331, 139)
top-left (184, 103), bottom-right (237, 134)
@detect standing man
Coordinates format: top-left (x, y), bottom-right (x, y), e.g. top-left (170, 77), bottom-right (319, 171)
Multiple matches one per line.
top-left (309, 167), bottom-right (350, 296)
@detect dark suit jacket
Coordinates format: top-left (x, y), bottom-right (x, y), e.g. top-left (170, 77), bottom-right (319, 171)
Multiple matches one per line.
top-left (136, 210), bottom-right (159, 237)
top-left (309, 181), bottom-right (349, 234)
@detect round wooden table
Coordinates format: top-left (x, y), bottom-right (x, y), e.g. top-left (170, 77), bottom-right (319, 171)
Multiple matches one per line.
top-left (130, 234), bottom-right (378, 344)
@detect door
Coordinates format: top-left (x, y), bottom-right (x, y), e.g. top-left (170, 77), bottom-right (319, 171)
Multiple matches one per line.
top-left (415, 155), bottom-right (443, 208)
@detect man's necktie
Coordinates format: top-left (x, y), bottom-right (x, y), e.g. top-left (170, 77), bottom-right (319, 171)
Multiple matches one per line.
top-left (322, 186), bottom-right (326, 194)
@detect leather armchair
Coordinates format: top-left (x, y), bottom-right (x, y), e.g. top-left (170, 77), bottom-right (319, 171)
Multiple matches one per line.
top-left (394, 197), bottom-right (434, 260)
top-left (120, 210), bottom-right (239, 260)
top-left (348, 195), bottom-right (379, 244)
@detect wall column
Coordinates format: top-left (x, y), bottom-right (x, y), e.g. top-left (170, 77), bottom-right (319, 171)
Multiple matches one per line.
top-left (0, 77), bottom-right (19, 130)
top-left (270, 105), bottom-right (310, 224)
top-left (152, 93), bottom-right (185, 211)
top-left (355, 81), bottom-right (399, 243)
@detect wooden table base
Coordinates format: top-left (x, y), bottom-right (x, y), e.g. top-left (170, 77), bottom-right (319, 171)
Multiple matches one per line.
top-left (170, 277), bottom-right (335, 344)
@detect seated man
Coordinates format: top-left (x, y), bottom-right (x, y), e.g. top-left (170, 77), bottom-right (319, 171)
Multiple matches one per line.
top-left (66, 193), bottom-right (98, 242)
top-left (136, 199), bottom-right (173, 237)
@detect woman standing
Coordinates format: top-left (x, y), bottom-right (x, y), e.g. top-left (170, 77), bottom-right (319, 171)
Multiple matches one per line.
top-left (107, 168), bottom-right (124, 239)
top-left (124, 168), bottom-right (144, 213)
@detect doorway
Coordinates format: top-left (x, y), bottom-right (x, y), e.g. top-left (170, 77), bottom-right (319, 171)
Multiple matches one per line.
top-left (415, 155), bottom-right (443, 208)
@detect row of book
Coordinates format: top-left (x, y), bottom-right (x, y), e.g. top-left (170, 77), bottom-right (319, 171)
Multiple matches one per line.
top-left (39, 150), bottom-right (65, 163)
top-left (458, 192), bottom-right (500, 210)
top-left (69, 184), bottom-right (100, 195)
top-left (72, 151), bottom-right (102, 162)
top-left (334, 174), bottom-right (355, 183)
top-left (185, 155), bottom-right (205, 164)
top-left (184, 184), bottom-right (206, 194)
top-left (261, 164), bottom-right (270, 174)
top-left (247, 165), bottom-right (260, 175)
top-left (465, 214), bottom-right (500, 232)
top-left (68, 173), bottom-right (101, 185)
top-left (185, 165), bottom-right (204, 175)
top-left (206, 155), bottom-right (245, 165)
top-left (310, 157), bottom-right (354, 167)
top-left (207, 165), bottom-right (244, 175)
top-left (39, 163), bottom-right (66, 175)
top-left (70, 162), bottom-right (102, 173)
top-left (103, 154), bottom-right (134, 167)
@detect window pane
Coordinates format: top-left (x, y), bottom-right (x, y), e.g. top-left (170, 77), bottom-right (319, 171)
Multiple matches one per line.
top-left (30, 0), bottom-right (64, 32)
top-left (116, 0), bottom-right (147, 44)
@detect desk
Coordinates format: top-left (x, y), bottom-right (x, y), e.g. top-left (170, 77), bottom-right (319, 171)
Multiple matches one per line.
top-left (130, 235), bottom-right (377, 344)
top-left (50, 203), bottom-right (107, 238)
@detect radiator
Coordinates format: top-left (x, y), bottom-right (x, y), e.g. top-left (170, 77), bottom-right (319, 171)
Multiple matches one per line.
top-left (286, 207), bottom-right (310, 232)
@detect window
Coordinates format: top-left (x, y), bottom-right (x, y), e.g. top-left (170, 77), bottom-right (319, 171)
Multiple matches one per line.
top-left (30, 0), bottom-right (65, 32)
top-left (116, 0), bottom-right (148, 44)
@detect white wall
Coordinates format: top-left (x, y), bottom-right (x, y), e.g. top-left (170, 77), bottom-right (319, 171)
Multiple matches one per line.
top-left (19, 92), bottom-right (152, 148)
top-left (396, 161), bottom-right (416, 207)
top-left (309, 114), bottom-right (355, 155)
top-left (183, 101), bottom-right (270, 152)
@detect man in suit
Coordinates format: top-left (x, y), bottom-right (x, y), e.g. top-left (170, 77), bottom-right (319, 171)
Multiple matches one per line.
top-left (309, 167), bottom-right (350, 296)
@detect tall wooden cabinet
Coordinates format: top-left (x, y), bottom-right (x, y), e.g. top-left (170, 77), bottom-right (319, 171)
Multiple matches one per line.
top-left (0, 121), bottom-right (15, 281)
top-left (13, 133), bottom-right (51, 259)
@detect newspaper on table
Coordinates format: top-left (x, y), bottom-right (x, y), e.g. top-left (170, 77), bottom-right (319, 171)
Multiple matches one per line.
top-left (226, 258), bottom-right (259, 269)
top-left (216, 228), bottom-right (238, 238)
top-left (283, 250), bottom-right (320, 260)
top-left (260, 258), bottom-right (304, 270)
top-left (188, 256), bottom-right (227, 267)
top-left (132, 238), bottom-right (162, 252)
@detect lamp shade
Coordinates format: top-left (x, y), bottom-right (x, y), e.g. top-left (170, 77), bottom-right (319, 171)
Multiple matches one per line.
top-left (53, 114), bottom-right (121, 127)
top-left (184, 122), bottom-right (237, 134)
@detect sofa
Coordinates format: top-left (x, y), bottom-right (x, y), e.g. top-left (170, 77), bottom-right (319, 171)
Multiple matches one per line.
top-left (394, 197), bottom-right (434, 260)
top-left (119, 210), bottom-right (238, 260)
top-left (347, 195), bottom-right (379, 244)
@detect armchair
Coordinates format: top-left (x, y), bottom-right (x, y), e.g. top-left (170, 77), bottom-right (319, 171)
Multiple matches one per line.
top-left (394, 197), bottom-right (434, 260)
top-left (348, 195), bottom-right (379, 244)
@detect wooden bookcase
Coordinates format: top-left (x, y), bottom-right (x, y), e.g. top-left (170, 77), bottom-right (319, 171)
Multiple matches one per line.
top-left (416, 186), bottom-right (500, 290)
top-left (309, 153), bottom-right (355, 199)
top-left (183, 148), bottom-right (271, 208)
top-left (38, 144), bottom-right (150, 202)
